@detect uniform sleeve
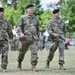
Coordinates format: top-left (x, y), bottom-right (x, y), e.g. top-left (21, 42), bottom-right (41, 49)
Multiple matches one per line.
top-left (47, 20), bottom-right (55, 36)
top-left (63, 22), bottom-right (66, 37)
top-left (36, 17), bottom-right (40, 37)
top-left (7, 21), bottom-right (13, 40)
top-left (16, 17), bottom-right (23, 34)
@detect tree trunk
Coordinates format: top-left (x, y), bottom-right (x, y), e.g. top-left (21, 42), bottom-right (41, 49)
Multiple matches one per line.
top-left (12, 0), bottom-right (17, 10)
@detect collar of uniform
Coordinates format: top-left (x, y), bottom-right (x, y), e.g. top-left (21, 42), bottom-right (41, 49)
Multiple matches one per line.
top-left (53, 17), bottom-right (62, 23)
top-left (0, 18), bottom-right (4, 20)
top-left (54, 17), bottom-right (60, 20)
top-left (26, 14), bottom-right (34, 19)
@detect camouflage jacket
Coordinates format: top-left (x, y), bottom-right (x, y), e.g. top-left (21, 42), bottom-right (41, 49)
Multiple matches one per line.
top-left (17, 14), bottom-right (39, 40)
top-left (47, 17), bottom-right (65, 41)
top-left (0, 18), bottom-right (13, 41)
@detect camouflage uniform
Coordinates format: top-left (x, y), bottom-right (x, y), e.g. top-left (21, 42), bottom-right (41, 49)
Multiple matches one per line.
top-left (17, 14), bottom-right (39, 66)
top-left (46, 17), bottom-right (65, 66)
top-left (0, 18), bottom-right (13, 69)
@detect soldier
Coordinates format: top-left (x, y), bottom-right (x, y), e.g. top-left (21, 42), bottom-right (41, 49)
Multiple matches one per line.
top-left (46, 8), bottom-right (66, 70)
top-left (0, 7), bottom-right (13, 72)
top-left (17, 4), bottom-right (39, 71)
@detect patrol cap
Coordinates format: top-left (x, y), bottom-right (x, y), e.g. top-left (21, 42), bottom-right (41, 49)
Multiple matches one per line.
top-left (26, 3), bottom-right (34, 9)
top-left (0, 7), bottom-right (4, 12)
top-left (53, 8), bottom-right (59, 14)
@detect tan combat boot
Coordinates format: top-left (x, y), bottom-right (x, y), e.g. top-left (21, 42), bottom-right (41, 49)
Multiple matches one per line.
top-left (31, 65), bottom-right (37, 72)
top-left (2, 68), bottom-right (8, 72)
top-left (46, 61), bottom-right (50, 68)
top-left (17, 62), bottom-right (22, 70)
top-left (59, 65), bottom-right (66, 70)
top-left (0, 67), bottom-right (7, 72)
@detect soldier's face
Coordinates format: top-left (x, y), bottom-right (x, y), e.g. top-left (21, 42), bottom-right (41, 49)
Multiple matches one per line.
top-left (0, 12), bottom-right (4, 18)
top-left (27, 7), bottom-right (34, 15)
top-left (54, 12), bottom-right (59, 18)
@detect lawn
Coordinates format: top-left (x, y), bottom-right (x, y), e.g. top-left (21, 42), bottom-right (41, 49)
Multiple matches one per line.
top-left (0, 46), bottom-right (75, 75)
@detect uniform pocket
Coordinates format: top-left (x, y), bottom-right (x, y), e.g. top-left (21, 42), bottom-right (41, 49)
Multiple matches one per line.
top-left (24, 35), bottom-right (33, 42)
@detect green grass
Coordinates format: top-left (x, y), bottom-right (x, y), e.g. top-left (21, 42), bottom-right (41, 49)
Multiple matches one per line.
top-left (0, 46), bottom-right (75, 75)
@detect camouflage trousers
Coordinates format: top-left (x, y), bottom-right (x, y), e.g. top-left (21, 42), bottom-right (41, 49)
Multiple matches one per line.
top-left (0, 40), bottom-right (9, 69)
top-left (18, 38), bottom-right (38, 65)
top-left (47, 41), bottom-right (65, 65)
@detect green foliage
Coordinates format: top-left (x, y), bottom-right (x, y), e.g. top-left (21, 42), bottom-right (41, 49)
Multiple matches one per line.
top-left (40, 9), bottom-right (53, 31)
top-left (60, 0), bottom-right (75, 36)
top-left (4, 7), bottom-right (21, 27)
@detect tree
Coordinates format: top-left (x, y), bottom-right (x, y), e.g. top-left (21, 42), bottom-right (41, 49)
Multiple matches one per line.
top-left (60, 0), bottom-right (75, 36)
top-left (40, 9), bottom-right (53, 31)
top-left (57, 0), bottom-right (66, 8)
top-left (2, 0), bottom-right (18, 10)
top-left (11, 0), bottom-right (18, 10)
top-left (4, 6), bottom-right (21, 27)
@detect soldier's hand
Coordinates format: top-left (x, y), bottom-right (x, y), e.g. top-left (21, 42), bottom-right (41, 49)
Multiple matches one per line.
top-left (9, 39), bottom-right (14, 44)
top-left (19, 33), bottom-right (25, 39)
top-left (53, 33), bottom-right (59, 37)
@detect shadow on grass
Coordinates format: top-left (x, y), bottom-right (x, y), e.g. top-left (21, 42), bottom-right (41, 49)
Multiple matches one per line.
top-left (0, 67), bottom-right (75, 74)
top-left (7, 69), bottom-right (31, 73)
top-left (36, 67), bottom-right (75, 73)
